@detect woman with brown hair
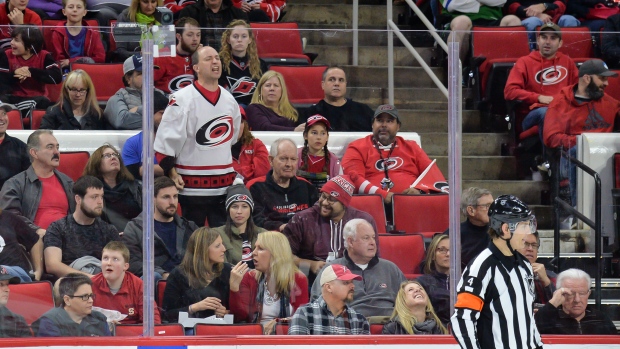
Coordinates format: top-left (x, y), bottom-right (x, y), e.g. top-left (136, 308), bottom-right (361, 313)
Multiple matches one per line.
top-left (82, 144), bottom-right (141, 231)
top-left (416, 234), bottom-right (451, 326)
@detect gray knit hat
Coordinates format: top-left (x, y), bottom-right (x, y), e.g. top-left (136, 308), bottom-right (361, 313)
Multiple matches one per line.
top-left (225, 178), bottom-right (254, 211)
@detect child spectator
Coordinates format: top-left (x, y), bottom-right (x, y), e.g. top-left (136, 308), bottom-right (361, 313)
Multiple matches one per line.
top-left (297, 114), bottom-right (342, 190)
top-left (231, 108), bottom-right (270, 183)
top-left (91, 241), bottom-right (161, 324)
top-left (0, 0), bottom-right (43, 50)
top-left (48, 0), bottom-right (106, 71)
top-left (0, 25), bottom-right (62, 118)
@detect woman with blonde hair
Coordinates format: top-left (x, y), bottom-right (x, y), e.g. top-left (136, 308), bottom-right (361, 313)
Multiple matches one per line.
top-left (382, 280), bottom-right (447, 335)
top-left (416, 234), bottom-right (450, 326)
top-left (219, 20), bottom-right (268, 106)
top-left (114, 0), bottom-right (162, 62)
top-left (229, 231), bottom-right (308, 334)
top-left (246, 70), bottom-right (306, 131)
top-left (40, 69), bottom-right (104, 130)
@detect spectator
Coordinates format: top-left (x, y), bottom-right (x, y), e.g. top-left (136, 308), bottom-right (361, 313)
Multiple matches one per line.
top-left (230, 108), bottom-right (270, 183)
top-left (28, 0), bottom-right (64, 20)
top-left (0, 130), bottom-right (75, 237)
top-left (505, 23), bottom-right (578, 158)
top-left (506, 1), bottom-right (579, 48)
top-left (178, 0), bottom-right (248, 50)
top-left (289, 264), bottom-right (369, 335)
top-left (48, 0), bottom-right (106, 71)
top-left (284, 176), bottom-right (378, 277)
top-left (84, 0), bottom-right (130, 51)
top-left (0, 26), bottom-right (62, 118)
top-left (82, 144), bottom-right (142, 232)
top-left (104, 54), bottom-right (165, 130)
top-left (231, 0), bottom-right (282, 22)
top-left (219, 20), bottom-right (267, 106)
top-left (121, 90), bottom-right (169, 179)
top-left (114, 0), bottom-right (161, 62)
top-left (416, 234), bottom-right (450, 326)
top-left (154, 17), bottom-right (200, 94)
top-left (0, 0), bottom-right (43, 50)
top-left (567, 0), bottom-right (618, 33)
top-left (0, 209), bottom-right (43, 282)
top-left (163, 0), bottom-right (196, 14)
top-left (154, 46), bottom-right (242, 228)
top-left (382, 280), bottom-right (448, 334)
top-left (91, 241), bottom-right (161, 324)
top-left (602, 14), bottom-right (620, 69)
top-left (247, 138), bottom-right (319, 231)
top-left (162, 227), bottom-right (233, 322)
top-left (445, 187), bottom-right (493, 267)
top-left (246, 70), bottom-right (306, 132)
top-left (0, 266), bottom-right (30, 338)
top-left (213, 179), bottom-right (266, 267)
top-left (517, 232), bottom-right (556, 305)
top-left (342, 104), bottom-right (445, 205)
top-left (543, 59), bottom-right (620, 217)
top-left (44, 175), bottom-right (121, 278)
top-left (0, 102), bottom-right (29, 190)
top-left (310, 219), bottom-right (403, 319)
top-left (40, 69), bottom-right (106, 130)
top-left (535, 268), bottom-right (616, 334)
top-left (34, 273), bottom-right (110, 337)
top-left (304, 67), bottom-right (374, 132)
top-left (297, 115), bottom-right (342, 190)
top-left (124, 176), bottom-right (198, 282)
top-left (229, 231), bottom-right (308, 334)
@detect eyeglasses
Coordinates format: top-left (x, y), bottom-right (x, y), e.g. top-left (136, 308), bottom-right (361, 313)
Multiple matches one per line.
top-left (523, 242), bottom-right (539, 250)
top-left (474, 203), bottom-right (492, 210)
top-left (436, 247), bottom-right (449, 255)
top-left (102, 152), bottom-right (120, 159)
top-left (319, 193), bottom-right (337, 204)
top-left (69, 293), bottom-right (96, 301)
top-left (67, 87), bottom-right (88, 95)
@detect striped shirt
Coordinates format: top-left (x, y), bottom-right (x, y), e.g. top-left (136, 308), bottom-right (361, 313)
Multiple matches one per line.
top-left (288, 296), bottom-right (370, 335)
top-left (451, 242), bottom-right (543, 349)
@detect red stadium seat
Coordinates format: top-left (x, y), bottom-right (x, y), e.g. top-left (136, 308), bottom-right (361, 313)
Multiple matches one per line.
top-left (58, 151), bottom-right (90, 182)
top-left (349, 194), bottom-right (388, 235)
top-left (392, 194), bottom-right (449, 234)
top-left (268, 65), bottom-right (328, 107)
top-left (109, 20), bottom-right (118, 53)
top-left (31, 110), bottom-right (46, 130)
top-left (377, 234), bottom-right (425, 278)
top-left (370, 324), bottom-right (384, 334)
top-left (556, 27), bottom-right (595, 63)
top-left (46, 82), bottom-right (63, 105)
top-left (6, 110), bottom-right (23, 130)
top-left (6, 281), bottom-right (55, 325)
top-left (194, 323), bottom-right (263, 335)
top-left (615, 153), bottom-right (620, 189)
top-left (274, 323), bottom-right (289, 335)
top-left (114, 323), bottom-right (185, 336)
top-left (157, 280), bottom-right (166, 307)
top-left (70, 63), bottom-right (124, 105)
top-left (250, 22), bottom-right (311, 66)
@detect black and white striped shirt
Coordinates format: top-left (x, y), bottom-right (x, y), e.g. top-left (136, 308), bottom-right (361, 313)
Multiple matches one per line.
top-left (451, 242), bottom-right (543, 349)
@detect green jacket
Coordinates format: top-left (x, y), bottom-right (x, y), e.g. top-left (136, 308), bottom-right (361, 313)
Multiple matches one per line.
top-left (212, 225), bottom-right (266, 265)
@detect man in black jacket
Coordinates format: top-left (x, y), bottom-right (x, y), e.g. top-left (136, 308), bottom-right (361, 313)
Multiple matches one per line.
top-left (0, 103), bottom-right (29, 190)
top-left (0, 266), bottom-right (30, 338)
top-left (178, 0), bottom-right (248, 50)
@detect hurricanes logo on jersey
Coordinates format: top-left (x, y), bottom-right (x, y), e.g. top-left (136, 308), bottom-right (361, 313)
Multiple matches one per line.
top-left (196, 115), bottom-right (234, 147)
top-left (434, 181), bottom-right (449, 193)
top-left (168, 74), bottom-right (194, 93)
top-left (535, 66), bottom-right (568, 85)
top-left (226, 76), bottom-right (257, 97)
top-left (375, 157), bottom-right (404, 171)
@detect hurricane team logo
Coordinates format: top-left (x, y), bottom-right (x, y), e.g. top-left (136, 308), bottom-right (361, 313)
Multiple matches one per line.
top-left (535, 66), bottom-right (568, 86)
top-left (226, 76), bottom-right (257, 97)
top-left (168, 74), bottom-right (194, 93)
top-left (196, 115), bottom-right (234, 147)
top-left (330, 191), bottom-right (340, 197)
top-left (375, 157), bottom-right (404, 171)
top-left (434, 181), bottom-right (449, 193)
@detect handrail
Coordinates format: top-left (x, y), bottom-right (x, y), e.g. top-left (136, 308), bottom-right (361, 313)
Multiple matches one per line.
top-left (553, 148), bottom-right (602, 310)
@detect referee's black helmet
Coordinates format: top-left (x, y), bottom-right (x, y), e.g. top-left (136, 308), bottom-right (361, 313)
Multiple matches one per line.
top-left (488, 195), bottom-right (533, 233)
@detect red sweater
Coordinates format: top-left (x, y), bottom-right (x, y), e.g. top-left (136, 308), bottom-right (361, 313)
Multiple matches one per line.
top-left (543, 84), bottom-right (620, 149)
top-left (233, 138), bottom-right (270, 184)
top-left (91, 272), bottom-right (162, 325)
top-left (48, 21), bottom-right (105, 64)
top-left (229, 270), bottom-right (308, 323)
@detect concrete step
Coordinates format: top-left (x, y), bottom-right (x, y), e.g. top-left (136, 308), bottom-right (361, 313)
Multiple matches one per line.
top-left (422, 133), bottom-right (507, 156)
top-left (462, 180), bottom-right (550, 206)
top-left (300, 25), bottom-right (390, 47)
top-left (437, 156), bottom-right (517, 180)
top-left (286, 4), bottom-right (406, 26)
top-left (348, 87), bottom-right (447, 107)
top-left (341, 65), bottom-right (445, 89)
top-left (308, 44), bottom-right (432, 66)
top-left (399, 109), bottom-right (483, 133)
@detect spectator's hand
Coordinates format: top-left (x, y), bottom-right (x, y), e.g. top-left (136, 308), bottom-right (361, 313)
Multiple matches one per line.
top-left (525, 3), bottom-right (546, 16)
top-left (538, 95), bottom-right (553, 104)
top-left (129, 106), bottom-right (139, 113)
top-left (214, 306), bottom-right (228, 318)
top-left (230, 261), bottom-right (249, 292)
top-left (36, 229), bottom-right (46, 238)
top-left (310, 260), bottom-right (326, 274)
top-left (8, 8), bottom-right (24, 24)
top-left (171, 172), bottom-right (185, 190)
top-left (263, 318), bottom-right (277, 335)
top-left (402, 187), bottom-right (421, 195)
top-left (250, 3), bottom-right (261, 9)
top-left (162, 272), bottom-right (169, 280)
top-left (195, 297), bottom-right (222, 312)
top-left (537, 13), bottom-right (552, 23)
top-left (33, 270), bottom-right (42, 281)
top-left (383, 191), bottom-right (395, 204)
top-left (279, 224), bottom-right (287, 232)
top-left (294, 123), bottom-right (306, 132)
top-left (240, 2), bottom-right (252, 11)
top-left (549, 287), bottom-right (569, 307)
top-left (14, 67), bottom-right (31, 82)
top-left (532, 263), bottom-right (551, 286)
top-left (60, 59), bottom-right (70, 68)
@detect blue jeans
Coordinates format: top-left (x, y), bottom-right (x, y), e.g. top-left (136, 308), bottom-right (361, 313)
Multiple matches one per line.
top-left (1, 265), bottom-right (32, 282)
top-left (560, 145), bottom-right (577, 206)
top-left (522, 106), bottom-right (548, 143)
top-left (523, 15), bottom-right (581, 50)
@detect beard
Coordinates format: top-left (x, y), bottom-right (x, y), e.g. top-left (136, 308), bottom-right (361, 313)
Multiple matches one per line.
top-left (585, 80), bottom-right (605, 100)
top-left (180, 40), bottom-right (198, 55)
top-left (81, 202), bottom-right (102, 218)
top-left (156, 204), bottom-right (176, 219)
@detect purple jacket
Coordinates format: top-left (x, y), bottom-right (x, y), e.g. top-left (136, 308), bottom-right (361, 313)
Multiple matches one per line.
top-left (283, 205), bottom-right (380, 261)
top-left (245, 103), bottom-right (297, 131)
top-left (296, 147), bottom-right (342, 179)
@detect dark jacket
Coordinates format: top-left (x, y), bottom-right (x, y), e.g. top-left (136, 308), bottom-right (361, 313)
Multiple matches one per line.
top-left (123, 212), bottom-right (198, 277)
top-left (40, 98), bottom-right (105, 130)
top-left (33, 307), bottom-right (110, 337)
top-left (603, 14), bottom-right (620, 69)
top-left (382, 316), bottom-right (444, 335)
top-left (0, 306), bottom-right (31, 338)
top-left (304, 99), bottom-right (374, 132)
top-left (416, 271), bottom-right (450, 326)
top-left (178, 0), bottom-right (248, 49)
top-left (0, 133), bottom-right (30, 190)
top-left (246, 103), bottom-right (297, 131)
top-left (101, 179), bottom-right (142, 232)
top-left (535, 303), bottom-right (617, 334)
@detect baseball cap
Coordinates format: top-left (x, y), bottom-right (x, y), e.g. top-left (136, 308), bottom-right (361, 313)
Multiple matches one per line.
top-left (0, 102), bottom-right (17, 112)
top-left (538, 22), bottom-right (561, 39)
top-left (373, 104), bottom-right (400, 123)
top-left (0, 266), bottom-right (20, 284)
top-left (319, 264), bottom-right (362, 286)
top-left (306, 114), bottom-right (331, 129)
top-left (123, 54), bottom-right (159, 75)
top-left (578, 59), bottom-right (619, 77)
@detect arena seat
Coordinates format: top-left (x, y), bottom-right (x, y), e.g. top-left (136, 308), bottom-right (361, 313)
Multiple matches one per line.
top-left (70, 62), bottom-right (124, 105)
top-left (349, 194), bottom-right (388, 235)
top-left (7, 110), bottom-right (23, 130)
top-left (58, 151), bottom-right (90, 182)
top-left (157, 280), bottom-right (166, 307)
top-left (194, 323), bottom-right (263, 336)
top-left (370, 324), bottom-right (384, 334)
top-left (250, 22), bottom-right (312, 66)
top-left (31, 110), bottom-right (46, 130)
top-left (377, 234), bottom-right (425, 279)
top-left (114, 323), bottom-right (184, 336)
top-left (46, 82), bottom-right (63, 105)
top-left (268, 65), bottom-right (327, 107)
top-left (274, 323), bottom-right (289, 335)
top-left (6, 281), bottom-right (54, 325)
top-left (392, 194), bottom-right (449, 235)
top-left (556, 27), bottom-right (595, 64)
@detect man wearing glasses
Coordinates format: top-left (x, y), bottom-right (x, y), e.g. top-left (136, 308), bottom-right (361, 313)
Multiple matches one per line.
top-left (535, 268), bottom-right (616, 334)
top-left (517, 232), bottom-right (556, 305)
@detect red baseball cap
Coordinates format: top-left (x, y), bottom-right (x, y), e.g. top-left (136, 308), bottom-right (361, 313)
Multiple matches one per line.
top-left (320, 264), bottom-right (362, 286)
top-left (306, 114), bottom-right (331, 129)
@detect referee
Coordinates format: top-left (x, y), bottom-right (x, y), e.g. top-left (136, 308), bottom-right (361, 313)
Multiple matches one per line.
top-left (451, 195), bottom-right (543, 349)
